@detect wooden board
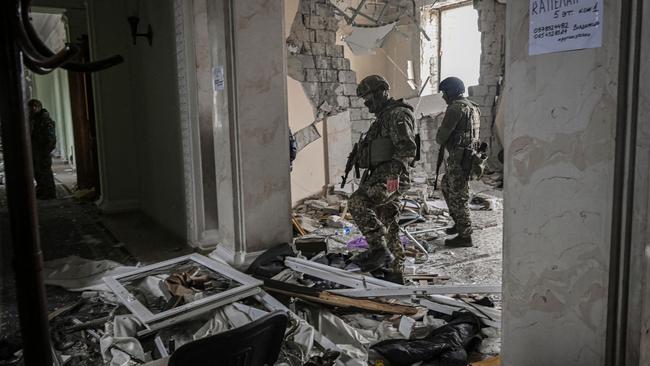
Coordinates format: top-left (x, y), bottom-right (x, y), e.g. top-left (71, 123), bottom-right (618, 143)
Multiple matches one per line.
top-left (263, 281), bottom-right (419, 316)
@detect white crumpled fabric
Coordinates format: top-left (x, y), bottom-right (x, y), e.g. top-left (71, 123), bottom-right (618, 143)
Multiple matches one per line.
top-left (100, 315), bottom-right (146, 366)
top-left (43, 256), bottom-right (138, 291)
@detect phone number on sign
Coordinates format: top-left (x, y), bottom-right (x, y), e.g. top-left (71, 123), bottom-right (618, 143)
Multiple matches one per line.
top-left (532, 22), bottom-right (569, 39)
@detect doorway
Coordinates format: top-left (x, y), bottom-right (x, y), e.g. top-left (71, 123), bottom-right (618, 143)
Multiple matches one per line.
top-left (28, 9), bottom-right (100, 198)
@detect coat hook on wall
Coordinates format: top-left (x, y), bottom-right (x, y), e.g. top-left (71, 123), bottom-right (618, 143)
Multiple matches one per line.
top-left (127, 16), bottom-right (153, 46)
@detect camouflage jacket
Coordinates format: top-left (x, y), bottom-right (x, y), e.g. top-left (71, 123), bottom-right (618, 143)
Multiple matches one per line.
top-left (30, 109), bottom-right (56, 152)
top-left (359, 98), bottom-right (417, 180)
top-left (435, 97), bottom-right (480, 152)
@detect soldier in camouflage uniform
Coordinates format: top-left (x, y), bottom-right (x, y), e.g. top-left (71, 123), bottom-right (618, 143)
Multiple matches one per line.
top-left (348, 75), bottom-right (417, 282)
top-left (28, 99), bottom-right (57, 200)
top-left (435, 77), bottom-right (481, 247)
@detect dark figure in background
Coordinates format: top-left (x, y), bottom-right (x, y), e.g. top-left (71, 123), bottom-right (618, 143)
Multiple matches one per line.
top-left (435, 77), bottom-right (481, 247)
top-left (28, 99), bottom-right (57, 199)
top-left (348, 75), bottom-right (417, 283)
top-left (289, 130), bottom-right (297, 171)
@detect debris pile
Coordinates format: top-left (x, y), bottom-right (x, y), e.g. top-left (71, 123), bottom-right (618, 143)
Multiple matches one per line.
top-left (38, 243), bottom-right (501, 365)
top-left (23, 176), bottom-right (504, 365)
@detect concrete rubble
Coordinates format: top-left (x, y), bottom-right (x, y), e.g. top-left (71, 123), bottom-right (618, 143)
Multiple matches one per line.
top-left (33, 174), bottom-right (503, 365)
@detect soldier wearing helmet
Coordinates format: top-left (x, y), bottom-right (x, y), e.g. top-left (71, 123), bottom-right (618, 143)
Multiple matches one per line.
top-left (436, 77), bottom-right (481, 247)
top-left (347, 75), bottom-right (417, 283)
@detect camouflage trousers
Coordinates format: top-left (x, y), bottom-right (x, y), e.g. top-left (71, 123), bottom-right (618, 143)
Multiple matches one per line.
top-left (349, 167), bottom-right (408, 272)
top-left (441, 160), bottom-right (472, 237)
top-left (32, 150), bottom-right (56, 199)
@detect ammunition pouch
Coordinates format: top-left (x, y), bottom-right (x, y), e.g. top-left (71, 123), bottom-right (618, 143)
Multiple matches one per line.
top-left (358, 137), bottom-right (395, 169)
top-left (449, 131), bottom-right (463, 147)
top-left (460, 141), bottom-right (488, 179)
top-left (461, 147), bottom-right (474, 176)
top-left (370, 137), bottom-right (394, 167)
top-left (357, 138), bottom-right (371, 169)
top-left (470, 147), bottom-right (488, 179)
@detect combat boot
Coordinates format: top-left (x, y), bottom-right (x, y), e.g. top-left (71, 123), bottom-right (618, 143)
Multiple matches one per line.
top-left (352, 246), bottom-right (395, 272)
top-left (445, 225), bottom-right (458, 235)
top-left (383, 270), bottom-right (404, 285)
top-left (444, 234), bottom-right (473, 247)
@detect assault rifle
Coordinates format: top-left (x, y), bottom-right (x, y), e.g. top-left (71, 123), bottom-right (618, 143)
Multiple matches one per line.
top-left (432, 143), bottom-right (445, 191)
top-left (340, 142), bottom-right (360, 188)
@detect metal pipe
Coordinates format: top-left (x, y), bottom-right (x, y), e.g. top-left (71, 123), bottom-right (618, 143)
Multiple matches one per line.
top-left (0, 1), bottom-right (53, 364)
top-left (348, 0), bottom-right (367, 25)
top-left (407, 226), bottom-right (446, 235)
top-left (399, 227), bottom-right (430, 260)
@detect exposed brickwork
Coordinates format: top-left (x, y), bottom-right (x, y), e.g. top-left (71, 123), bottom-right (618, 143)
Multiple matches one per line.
top-left (416, 112), bottom-right (444, 175)
top-left (287, 0), bottom-right (371, 141)
top-left (468, 0), bottom-right (506, 171)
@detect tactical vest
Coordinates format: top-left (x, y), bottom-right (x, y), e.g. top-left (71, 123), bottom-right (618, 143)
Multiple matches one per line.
top-left (357, 126), bottom-right (393, 169)
top-left (356, 100), bottom-right (416, 169)
top-left (451, 99), bottom-right (481, 148)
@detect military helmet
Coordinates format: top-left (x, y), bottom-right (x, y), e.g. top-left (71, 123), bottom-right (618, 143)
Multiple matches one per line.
top-left (356, 75), bottom-right (390, 97)
top-left (438, 77), bottom-right (465, 96)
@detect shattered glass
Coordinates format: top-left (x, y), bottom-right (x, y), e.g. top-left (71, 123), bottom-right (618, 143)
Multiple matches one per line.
top-left (118, 260), bottom-right (241, 314)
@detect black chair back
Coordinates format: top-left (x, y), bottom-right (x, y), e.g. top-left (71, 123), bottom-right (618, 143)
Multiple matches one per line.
top-left (168, 310), bottom-right (289, 366)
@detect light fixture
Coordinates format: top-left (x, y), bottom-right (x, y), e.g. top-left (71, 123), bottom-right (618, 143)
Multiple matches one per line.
top-left (127, 16), bottom-right (153, 46)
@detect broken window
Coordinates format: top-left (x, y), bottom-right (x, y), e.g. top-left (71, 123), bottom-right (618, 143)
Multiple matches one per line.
top-left (103, 254), bottom-right (262, 330)
top-left (420, 2), bottom-right (481, 95)
top-left (440, 4), bottom-right (481, 87)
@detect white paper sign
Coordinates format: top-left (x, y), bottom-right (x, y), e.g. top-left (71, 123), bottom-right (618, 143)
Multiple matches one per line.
top-left (529, 0), bottom-right (602, 56)
top-left (213, 66), bottom-right (225, 91)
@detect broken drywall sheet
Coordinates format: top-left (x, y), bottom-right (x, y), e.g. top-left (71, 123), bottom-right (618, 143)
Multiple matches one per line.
top-left (343, 23), bottom-right (397, 55)
top-left (405, 93), bottom-right (447, 119)
top-left (294, 123), bottom-right (322, 151)
top-left (326, 111), bottom-right (353, 185)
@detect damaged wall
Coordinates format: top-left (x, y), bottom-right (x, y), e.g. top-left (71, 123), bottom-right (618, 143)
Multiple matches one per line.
top-left (419, 6), bottom-right (439, 96)
top-left (376, 24), bottom-right (421, 99)
top-left (406, 94), bottom-right (447, 174)
top-left (350, 24), bottom-right (421, 99)
top-left (285, 0), bottom-right (327, 204)
top-left (286, 0), bottom-right (361, 201)
top-left (287, 0), bottom-right (372, 145)
top-left (343, 22), bottom-right (422, 139)
top-left (502, 1), bottom-right (621, 364)
top-left (287, 0), bottom-right (359, 117)
top-left (287, 78), bottom-right (327, 205)
top-left (468, 0), bottom-right (506, 171)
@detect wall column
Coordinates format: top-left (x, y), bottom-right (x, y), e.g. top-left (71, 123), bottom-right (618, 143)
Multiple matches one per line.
top-left (502, 1), bottom-right (621, 365)
top-left (211, 0), bottom-right (292, 264)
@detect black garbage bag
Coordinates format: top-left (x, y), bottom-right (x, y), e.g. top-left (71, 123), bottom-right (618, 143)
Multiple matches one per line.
top-left (371, 339), bottom-right (444, 365)
top-left (372, 311), bottom-right (483, 366)
top-left (246, 243), bottom-right (296, 278)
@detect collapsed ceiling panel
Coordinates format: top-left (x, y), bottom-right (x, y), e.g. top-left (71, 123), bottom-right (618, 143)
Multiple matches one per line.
top-left (331, 0), bottom-right (429, 40)
top-left (343, 22), bottom-right (397, 55)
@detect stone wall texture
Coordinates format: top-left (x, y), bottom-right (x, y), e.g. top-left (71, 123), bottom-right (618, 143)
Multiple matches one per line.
top-left (287, 0), bottom-right (371, 142)
top-left (468, 0), bottom-right (506, 171)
